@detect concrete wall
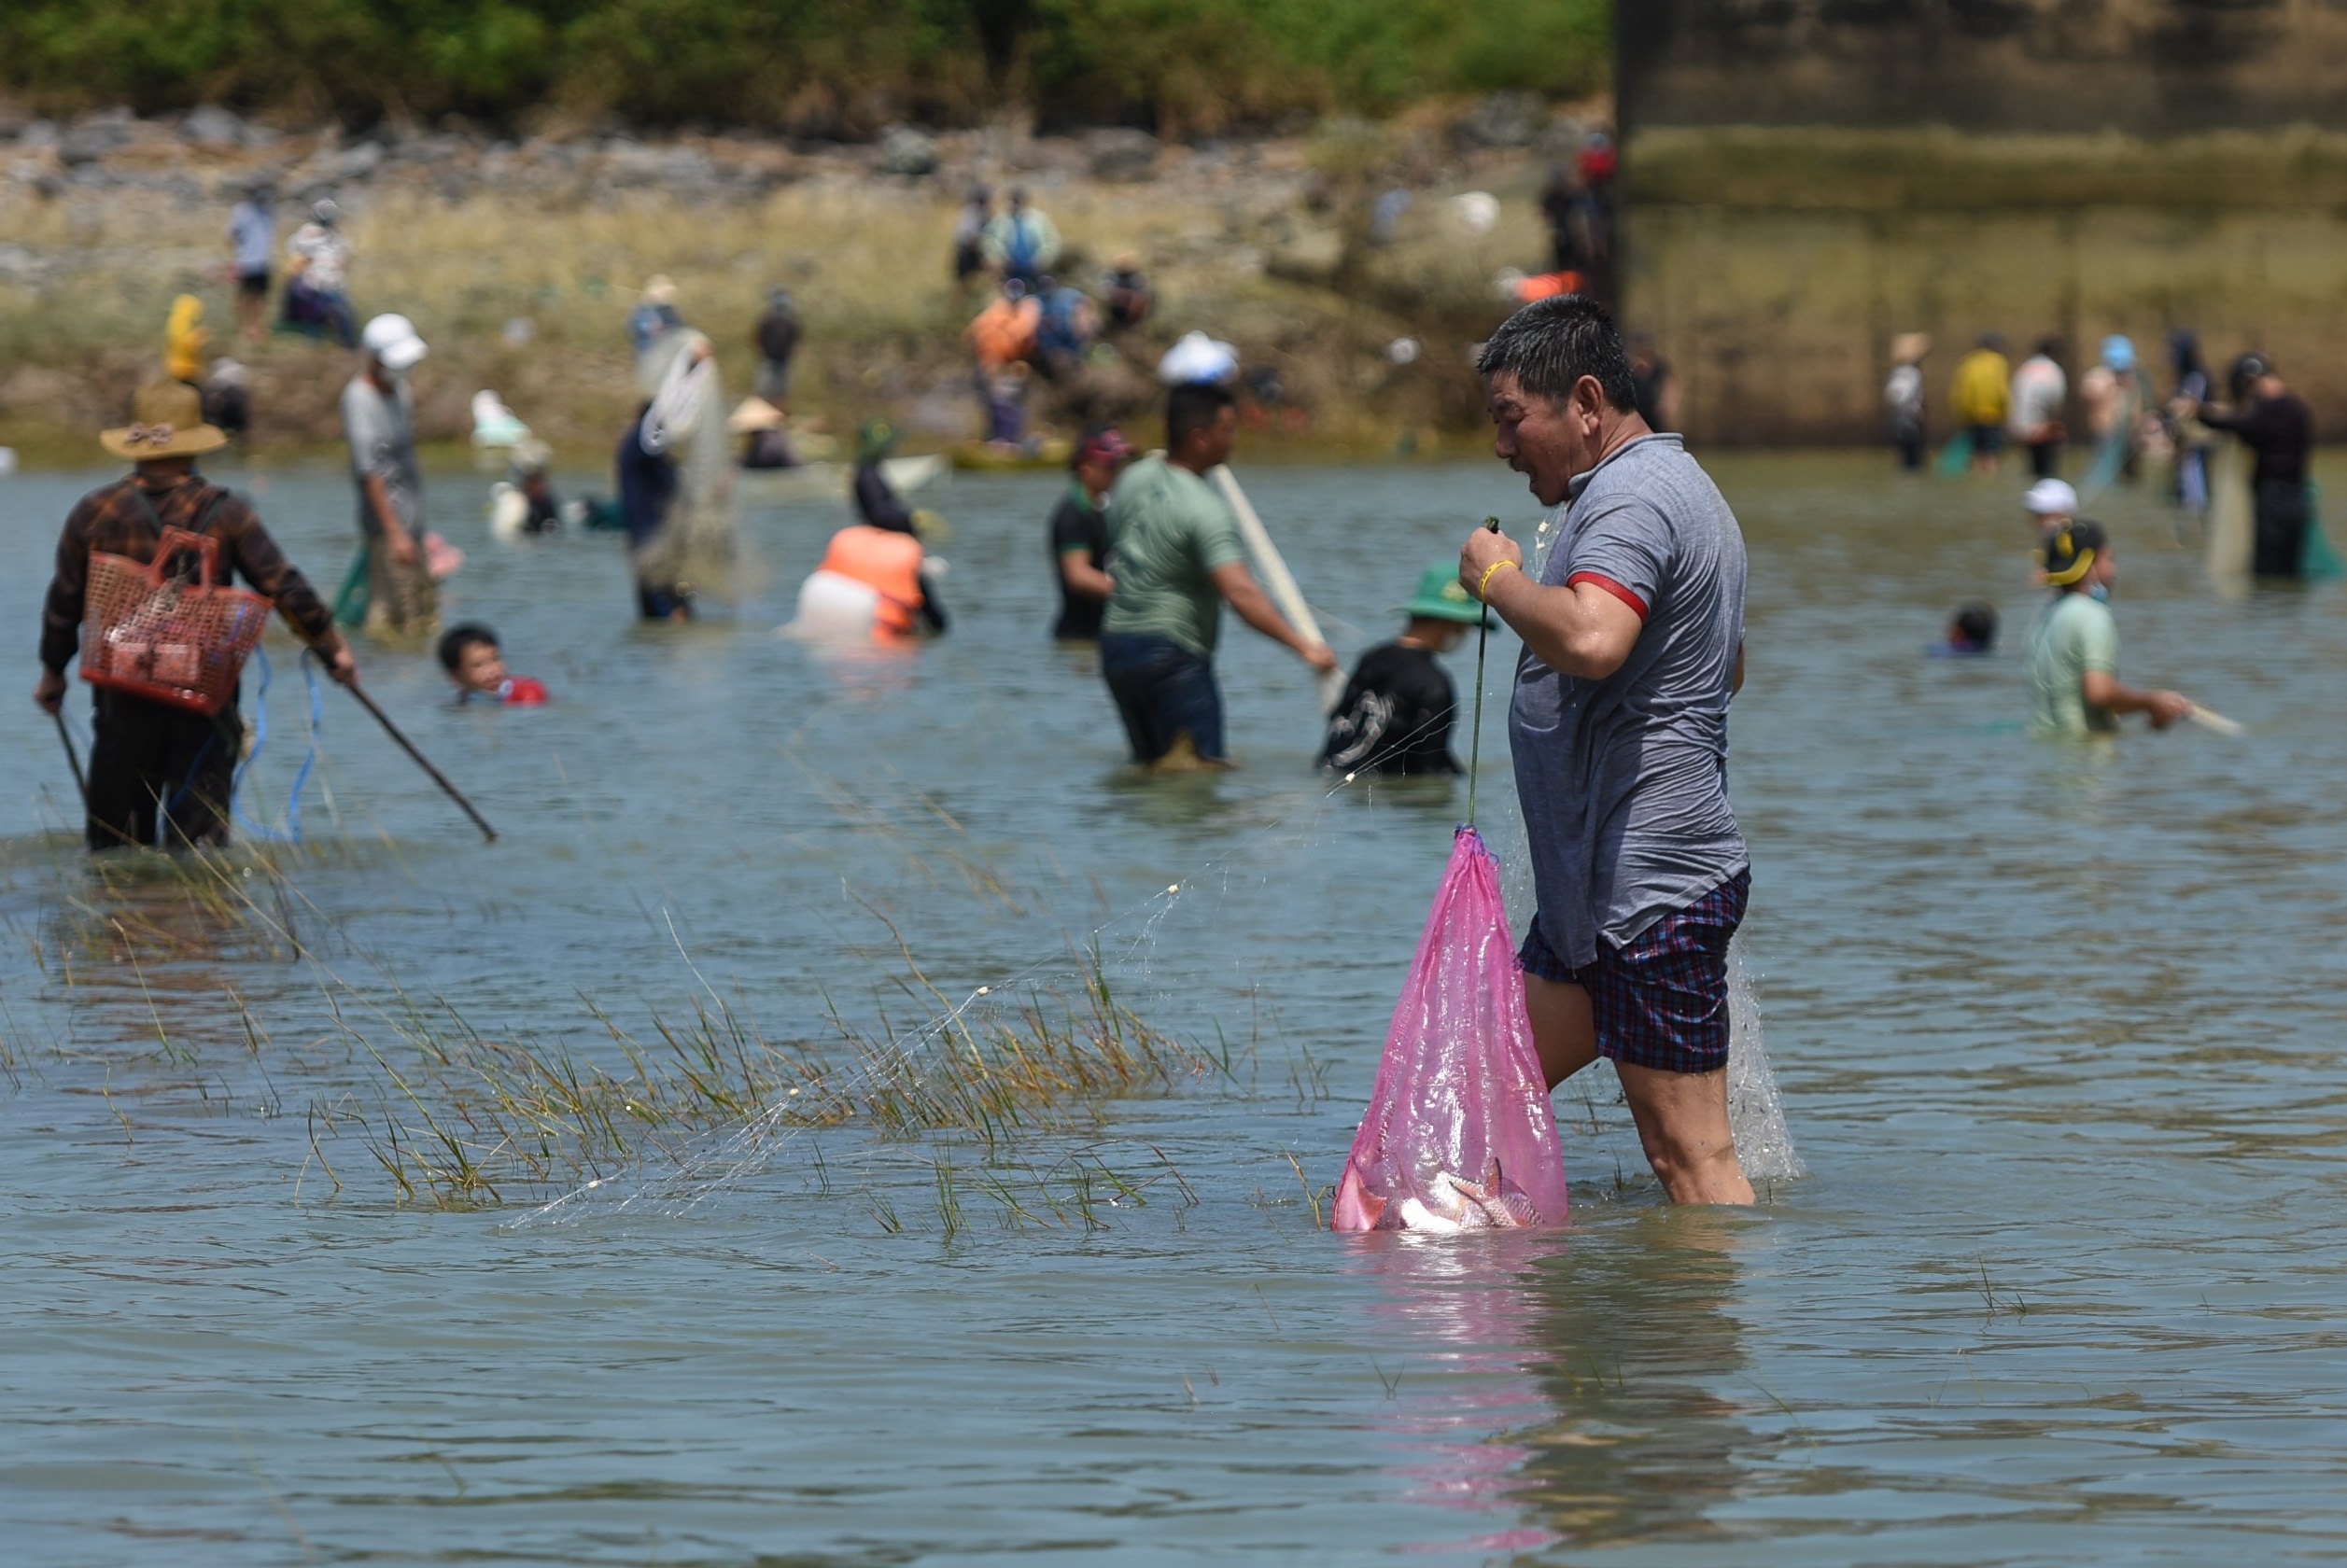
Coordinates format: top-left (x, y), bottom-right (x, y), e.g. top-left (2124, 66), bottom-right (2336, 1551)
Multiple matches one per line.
top-left (1622, 0), bottom-right (2347, 136)
top-left (1619, 2), bottom-right (2347, 444)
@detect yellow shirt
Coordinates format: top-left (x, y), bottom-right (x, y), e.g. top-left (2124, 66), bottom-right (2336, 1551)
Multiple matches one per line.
top-left (1951, 348), bottom-right (2010, 427)
top-left (164, 294), bottom-right (207, 385)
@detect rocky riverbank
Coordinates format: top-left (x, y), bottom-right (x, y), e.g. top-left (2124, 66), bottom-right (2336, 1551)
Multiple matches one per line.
top-left (0, 96), bottom-right (1607, 462)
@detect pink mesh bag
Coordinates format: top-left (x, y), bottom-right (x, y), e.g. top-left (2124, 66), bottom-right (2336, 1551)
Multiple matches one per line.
top-left (1332, 826), bottom-right (1568, 1233)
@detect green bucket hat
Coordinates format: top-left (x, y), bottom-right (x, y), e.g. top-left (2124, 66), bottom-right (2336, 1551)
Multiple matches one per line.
top-left (856, 417), bottom-right (898, 463)
top-left (1398, 562), bottom-right (1487, 624)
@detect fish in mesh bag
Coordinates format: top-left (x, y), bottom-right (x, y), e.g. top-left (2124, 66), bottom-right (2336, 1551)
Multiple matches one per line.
top-left (81, 526), bottom-right (271, 716)
top-left (1332, 825), bottom-right (1568, 1234)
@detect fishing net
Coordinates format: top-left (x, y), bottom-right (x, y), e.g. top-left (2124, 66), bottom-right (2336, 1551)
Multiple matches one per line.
top-left (81, 526), bottom-right (272, 716)
top-left (2206, 437), bottom-right (2252, 581)
top-left (634, 329), bottom-right (741, 598)
top-left (1332, 826), bottom-right (1569, 1234)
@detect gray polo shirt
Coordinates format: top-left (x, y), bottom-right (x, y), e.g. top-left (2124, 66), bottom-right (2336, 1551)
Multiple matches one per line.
top-left (341, 374), bottom-right (422, 539)
top-left (1509, 433), bottom-right (1749, 967)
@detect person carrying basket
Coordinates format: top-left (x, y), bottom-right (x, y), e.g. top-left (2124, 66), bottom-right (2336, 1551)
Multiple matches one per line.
top-left (35, 380), bottom-right (358, 850)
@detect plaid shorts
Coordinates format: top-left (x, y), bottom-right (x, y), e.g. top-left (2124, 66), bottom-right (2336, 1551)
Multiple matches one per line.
top-left (1518, 869), bottom-right (1750, 1074)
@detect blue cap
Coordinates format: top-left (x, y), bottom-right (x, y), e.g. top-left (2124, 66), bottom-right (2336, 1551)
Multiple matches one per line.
top-left (2101, 334), bottom-right (2136, 372)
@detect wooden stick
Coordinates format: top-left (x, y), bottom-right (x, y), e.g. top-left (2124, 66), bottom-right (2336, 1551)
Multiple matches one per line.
top-left (1211, 465), bottom-right (1344, 714)
top-left (51, 709), bottom-right (86, 806)
top-left (2185, 703), bottom-right (2244, 736)
top-left (341, 681), bottom-right (500, 842)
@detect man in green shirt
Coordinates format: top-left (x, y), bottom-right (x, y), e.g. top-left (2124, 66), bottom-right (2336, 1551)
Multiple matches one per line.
top-left (1098, 382), bottom-right (1336, 765)
top-left (2028, 521), bottom-right (2193, 735)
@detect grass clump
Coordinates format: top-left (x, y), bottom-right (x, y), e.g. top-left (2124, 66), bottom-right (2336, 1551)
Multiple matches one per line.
top-left (346, 946), bottom-right (1213, 1210)
top-left (21, 802), bottom-right (1224, 1223)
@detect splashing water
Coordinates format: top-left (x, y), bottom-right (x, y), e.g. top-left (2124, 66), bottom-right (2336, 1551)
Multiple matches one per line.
top-left (1726, 942), bottom-right (1802, 1181)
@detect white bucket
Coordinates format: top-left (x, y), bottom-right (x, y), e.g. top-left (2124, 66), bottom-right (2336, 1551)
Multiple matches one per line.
top-left (787, 569), bottom-right (879, 642)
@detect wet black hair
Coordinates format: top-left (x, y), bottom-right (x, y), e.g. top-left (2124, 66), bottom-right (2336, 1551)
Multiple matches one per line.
top-left (2035, 337), bottom-right (2063, 359)
top-left (2230, 353), bottom-right (2273, 400)
top-left (1166, 380), bottom-right (1235, 452)
top-left (1952, 602), bottom-right (1999, 650)
top-left (437, 622), bottom-right (499, 673)
top-left (1475, 294), bottom-right (1637, 413)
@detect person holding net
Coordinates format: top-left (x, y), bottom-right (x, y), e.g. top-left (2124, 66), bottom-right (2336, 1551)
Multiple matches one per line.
top-left (1458, 296), bottom-right (1754, 1206)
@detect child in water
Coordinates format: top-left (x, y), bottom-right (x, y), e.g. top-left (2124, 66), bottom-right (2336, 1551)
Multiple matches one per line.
top-left (1319, 565), bottom-right (1486, 776)
top-left (439, 623), bottom-right (548, 706)
top-left (1931, 602), bottom-right (1998, 657)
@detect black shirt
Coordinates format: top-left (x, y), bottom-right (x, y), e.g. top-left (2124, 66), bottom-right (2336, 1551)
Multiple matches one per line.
top-left (854, 458), bottom-right (916, 533)
top-left (1632, 359), bottom-right (1673, 432)
top-left (755, 309), bottom-right (799, 367)
top-left (1049, 485), bottom-right (1108, 639)
top-left (2201, 391), bottom-right (2313, 485)
top-left (850, 459), bottom-right (946, 632)
top-left (1319, 642), bottom-right (1460, 776)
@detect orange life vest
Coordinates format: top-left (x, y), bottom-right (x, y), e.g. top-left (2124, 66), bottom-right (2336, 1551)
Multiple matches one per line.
top-left (967, 297), bottom-right (1039, 370)
top-left (818, 525), bottom-right (925, 637)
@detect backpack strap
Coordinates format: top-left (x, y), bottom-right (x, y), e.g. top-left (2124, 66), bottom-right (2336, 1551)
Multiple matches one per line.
top-left (124, 481), bottom-right (232, 580)
top-left (124, 479), bottom-right (230, 536)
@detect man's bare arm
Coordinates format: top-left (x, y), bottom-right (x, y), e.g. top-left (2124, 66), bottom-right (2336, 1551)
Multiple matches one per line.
top-left (1208, 560), bottom-right (1336, 671)
top-left (2082, 669), bottom-right (2191, 727)
top-left (363, 473), bottom-right (418, 567)
top-left (1059, 551), bottom-right (1114, 601)
top-left (1459, 529), bottom-right (1643, 679)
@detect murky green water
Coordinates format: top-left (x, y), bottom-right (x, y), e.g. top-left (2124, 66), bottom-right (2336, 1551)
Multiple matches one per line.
top-left (4, 449), bottom-right (2345, 1564)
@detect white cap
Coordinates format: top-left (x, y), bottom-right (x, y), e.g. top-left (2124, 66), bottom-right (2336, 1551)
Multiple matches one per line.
top-left (2023, 478), bottom-right (2077, 516)
top-left (1157, 329), bottom-right (1238, 386)
top-left (361, 313), bottom-right (429, 371)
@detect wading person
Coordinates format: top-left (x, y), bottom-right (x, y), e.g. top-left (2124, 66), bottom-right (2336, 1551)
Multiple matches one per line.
top-left (851, 419), bottom-right (948, 632)
top-left (2024, 477), bottom-right (2078, 541)
top-left (2027, 521), bottom-right (2192, 736)
top-left (1951, 332), bottom-right (2010, 475)
top-left (1456, 295), bottom-right (1754, 1205)
top-left (341, 314), bottom-right (439, 639)
top-left (1097, 381), bottom-right (1335, 767)
top-left (35, 382), bottom-right (358, 850)
top-left (2189, 353), bottom-right (2313, 579)
top-left (1049, 427), bottom-right (1134, 641)
top-left (1319, 565), bottom-right (1483, 777)
top-left (438, 623), bottom-right (547, 707)
top-left (616, 396), bottom-right (688, 622)
top-left (1884, 332), bottom-right (1929, 471)
top-left (2008, 338), bottom-right (2068, 481)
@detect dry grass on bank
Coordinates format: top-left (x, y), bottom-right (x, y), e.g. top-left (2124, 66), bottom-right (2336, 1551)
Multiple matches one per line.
top-left (0, 162), bottom-right (1546, 461)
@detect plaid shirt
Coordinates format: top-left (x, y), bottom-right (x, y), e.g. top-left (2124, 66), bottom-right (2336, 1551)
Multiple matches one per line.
top-left (40, 471), bottom-right (338, 674)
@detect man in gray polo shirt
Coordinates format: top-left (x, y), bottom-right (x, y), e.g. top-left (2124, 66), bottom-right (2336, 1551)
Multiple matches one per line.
top-left (1460, 296), bottom-right (1754, 1205)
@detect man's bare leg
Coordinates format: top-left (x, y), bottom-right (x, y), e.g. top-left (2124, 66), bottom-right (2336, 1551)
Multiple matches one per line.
top-left (1618, 1062), bottom-right (1752, 1206)
top-left (1524, 973), bottom-right (1753, 1207)
top-left (1524, 973), bottom-right (1598, 1088)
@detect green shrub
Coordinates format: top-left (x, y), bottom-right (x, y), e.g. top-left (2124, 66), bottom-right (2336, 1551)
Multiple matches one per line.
top-left (0, 0), bottom-right (1610, 131)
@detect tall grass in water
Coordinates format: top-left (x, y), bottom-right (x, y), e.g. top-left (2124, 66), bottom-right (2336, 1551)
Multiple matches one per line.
top-left (356, 947), bottom-right (1212, 1210)
top-left (24, 795), bottom-right (1226, 1222)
